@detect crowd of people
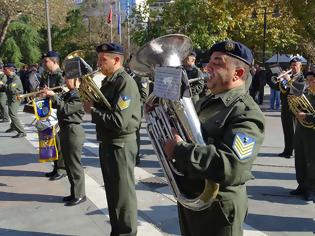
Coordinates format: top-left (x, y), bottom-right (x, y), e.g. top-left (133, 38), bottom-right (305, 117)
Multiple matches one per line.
top-left (0, 37), bottom-right (314, 236)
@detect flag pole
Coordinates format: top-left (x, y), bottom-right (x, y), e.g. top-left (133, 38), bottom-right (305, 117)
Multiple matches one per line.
top-left (127, 0), bottom-right (130, 58)
top-left (118, 1), bottom-right (122, 44)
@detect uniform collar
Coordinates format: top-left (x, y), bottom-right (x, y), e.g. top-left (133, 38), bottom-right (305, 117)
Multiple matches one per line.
top-left (47, 67), bottom-right (62, 75)
top-left (213, 85), bottom-right (246, 107)
top-left (106, 67), bottom-right (124, 83)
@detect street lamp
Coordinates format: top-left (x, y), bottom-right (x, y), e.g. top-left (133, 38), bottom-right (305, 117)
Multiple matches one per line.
top-left (251, 5), bottom-right (281, 66)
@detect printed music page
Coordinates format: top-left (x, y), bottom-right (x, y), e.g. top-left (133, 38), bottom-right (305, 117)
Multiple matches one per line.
top-left (153, 66), bottom-right (182, 101)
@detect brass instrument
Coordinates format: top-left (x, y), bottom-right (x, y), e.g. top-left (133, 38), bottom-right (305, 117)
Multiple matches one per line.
top-left (129, 34), bottom-right (219, 211)
top-left (62, 50), bottom-right (112, 110)
top-left (288, 93), bottom-right (315, 128)
top-left (271, 69), bottom-right (292, 84)
top-left (17, 85), bottom-right (66, 100)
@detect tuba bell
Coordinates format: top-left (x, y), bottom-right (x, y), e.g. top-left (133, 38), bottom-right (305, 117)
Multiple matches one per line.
top-left (62, 50), bottom-right (112, 110)
top-left (129, 34), bottom-right (219, 211)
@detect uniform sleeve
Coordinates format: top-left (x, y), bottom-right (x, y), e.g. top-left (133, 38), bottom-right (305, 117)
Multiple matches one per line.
top-left (94, 76), bottom-right (139, 132)
top-left (173, 107), bottom-right (265, 186)
top-left (52, 92), bottom-right (82, 116)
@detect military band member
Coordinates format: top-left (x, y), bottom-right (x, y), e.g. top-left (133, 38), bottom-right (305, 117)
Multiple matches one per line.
top-left (40, 51), bottom-right (66, 180)
top-left (0, 60), bottom-right (10, 122)
top-left (164, 41), bottom-right (265, 236)
top-left (1, 63), bottom-right (26, 138)
top-left (182, 51), bottom-right (205, 104)
top-left (290, 71), bottom-right (315, 201)
top-left (91, 43), bottom-right (141, 236)
top-left (277, 57), bottom-right (304, 159)
top-left (42, 75), bottom-right (86, 206)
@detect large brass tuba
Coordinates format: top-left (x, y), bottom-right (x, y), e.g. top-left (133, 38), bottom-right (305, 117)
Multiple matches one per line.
top-left (129, 34), bottom-right (219, 211)
top-left (63, 50), bottom-right (112, 110)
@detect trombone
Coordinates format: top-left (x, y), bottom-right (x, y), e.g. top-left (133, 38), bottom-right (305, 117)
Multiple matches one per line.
top-left (17, 85), bottom-right (67, 101)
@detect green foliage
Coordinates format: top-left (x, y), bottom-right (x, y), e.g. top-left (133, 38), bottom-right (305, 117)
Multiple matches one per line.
top-left (0, 16), bottom-right (42, 66)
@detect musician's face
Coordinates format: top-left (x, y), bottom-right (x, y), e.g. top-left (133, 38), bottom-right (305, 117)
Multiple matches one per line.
top-left (307, 75), bottom-right (315, 92)
top-left (3, 67), bottom-right (14, 76)
top-left (42, 58), bottom-right (55, 71)
top-left (184, 55), bottom-right (196, 67)
top-left (290, 62), bottom-right (301, 74)
top-left (206, 52), bottom-right (238, 94)
top-left (97, 52), bottom-right (118, 76)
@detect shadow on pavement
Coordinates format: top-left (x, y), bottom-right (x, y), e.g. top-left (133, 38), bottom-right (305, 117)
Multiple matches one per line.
top-left (247, 185), bottom-right (309, 205)
top-left (0, 153), bottom-right (38, 167)
top-left (252, 170), bottom-right (296, 180)
top-left (0, 169), bottom-right (46, 177)
top-left (0, 228), bottom-right (74, 236)
top-left (246, 213), bottom-right (315, 233)
top-left (0, 191), bottom-right (62, 203)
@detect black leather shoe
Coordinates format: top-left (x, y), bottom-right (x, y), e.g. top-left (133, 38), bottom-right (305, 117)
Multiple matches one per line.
top-left (63, 195), bottom-right (75, 202)
top-left (5, 128), bottom-right (15, 133)
top-left (12, 133), bottom-right (26, 138)
top-left (45, 170), bottom-right (57, 178)
top-left (304, 192), bottom-right (313, 201)
top-left (65, 196), bottom-right (86, 206)
top-left (49, 173), bottom-right (66, 181)
top-left (290, 187), bottom-right (305, 195)
top-left (278, 152), bottom-right (292, 158)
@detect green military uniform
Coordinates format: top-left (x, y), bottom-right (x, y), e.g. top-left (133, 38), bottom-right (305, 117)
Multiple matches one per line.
top-left (4, 73), bottom-right (26, 134)
top-left (0, 72), bottom-right (10, 122)
top-left (277, 72), bottom-right (304, 157)
top-left (172, 85), bottom-right (265, 236)
top-left (40, 68), bottom-right (66, 175)
top-left (184, 65), bottom-right (204, 104)
top-left (92, 67), bottom-right (141, 236)
top-left (294, 92), bottom-right (315, 196)
top-left (133, 75), bottom-right (150, 164)
top-left (52, 88), bottom-right (86, 199)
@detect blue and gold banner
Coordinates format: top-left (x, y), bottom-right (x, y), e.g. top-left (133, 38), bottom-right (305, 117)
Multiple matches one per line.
top-left (33, 98), bottom-right (52, 120)
top-left (38, 126), bottom-right (58, 163)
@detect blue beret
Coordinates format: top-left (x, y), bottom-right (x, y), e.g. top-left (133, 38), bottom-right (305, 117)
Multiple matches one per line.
top-left (4, 63), bottom-right (16, 69)
top-left (209, 40), bottom-right (253, 66)
top-left (289, 57), bottom-right (302, 64)
top-left (189, 51), bottom-right (197, 57)
top-left (96, 43), bottom-right (124, 55)
top-left (42, 51), bottom-right (60, 59)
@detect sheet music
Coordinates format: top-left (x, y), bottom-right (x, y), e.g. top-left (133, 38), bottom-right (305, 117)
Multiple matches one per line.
top-left (153, 67), bottom-right (182, 101)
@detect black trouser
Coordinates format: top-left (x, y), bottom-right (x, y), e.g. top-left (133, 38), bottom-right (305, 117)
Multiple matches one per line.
top-left (280, 106), bottom-right (295, 155)
top-left (99, 137), bottom-right (137, 236)
top-left (294, 124), bottom-right (315, 192)
top-left (60, 124), bottom-right (85, 198)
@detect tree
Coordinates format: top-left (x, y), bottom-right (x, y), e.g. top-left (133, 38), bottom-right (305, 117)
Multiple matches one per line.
top-left (0, 0), bottom-right (73, 48)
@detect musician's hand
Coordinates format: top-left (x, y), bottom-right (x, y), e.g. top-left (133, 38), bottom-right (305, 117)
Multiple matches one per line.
top-left (164, 128), bottom-right (183, 160)
top-left (42, 88), bottom-right (55, 97)
top-left (0, 81), bottom-right (3, 85)
top-left (297, 112), bottom-right (306, 121)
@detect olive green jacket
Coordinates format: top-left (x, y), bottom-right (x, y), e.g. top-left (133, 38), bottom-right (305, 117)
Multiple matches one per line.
top-left (40, 68), bottom-right (64, 88)
top-left (3, 73), bottom-right (23, 103)
top-left (52, 88), bottom-right (84, 127)
top-left (0, 73), bottom-right (7, 100)
top-left (173, 85), bottom-right (265, 200)
top-left (92, 67), bottom-right (141, 142)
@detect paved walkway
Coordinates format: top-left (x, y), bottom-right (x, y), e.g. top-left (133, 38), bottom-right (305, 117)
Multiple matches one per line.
top-left (0, 86), bottom-right (314, 236)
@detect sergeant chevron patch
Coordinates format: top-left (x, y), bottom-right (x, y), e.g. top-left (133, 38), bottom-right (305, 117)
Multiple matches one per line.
top-left (117, 95), bottom-right (131, 111)
top-left (232, 133), bottom-right (255, 160)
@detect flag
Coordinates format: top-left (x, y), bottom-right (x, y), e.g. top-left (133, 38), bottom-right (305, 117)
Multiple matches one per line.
top-left (117, 12), bottom-right (121, 34)
top-left (107, 7), bottom-right (112, 24)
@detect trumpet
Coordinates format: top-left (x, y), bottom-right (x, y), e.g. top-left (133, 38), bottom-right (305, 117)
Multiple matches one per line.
top-left (17, 85), bottom-right (66, 100)
top-left (271, 69), bottom-right (292, 84)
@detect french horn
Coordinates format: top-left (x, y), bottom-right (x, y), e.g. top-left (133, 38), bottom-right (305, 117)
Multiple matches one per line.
top-left (129, 34), bottom-right (219, 211)
top-left (62, 50), bottom-right (112, 110)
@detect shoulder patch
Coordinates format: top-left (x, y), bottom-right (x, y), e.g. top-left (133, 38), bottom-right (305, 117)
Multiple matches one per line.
top-left (232, 133), bottom-right (256, 160)
top-left (117, 95), bottom-right (131, 111)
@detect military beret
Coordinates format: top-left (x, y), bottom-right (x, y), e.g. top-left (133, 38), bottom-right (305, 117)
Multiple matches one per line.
top-left (305, 71), bottom-right (315, 77)
top-left (96, 43), bottom-right (124, 55)
top-left (209, 40), bottom-right (253, 66)
top-left (42, 51), bottom-right (60, 59)
top-left (4, 63), bottom-right (16, 69)
top-left (289, 56), bottom-right (302, 64)
top-left (189, 51), bottom-right (197, 57)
